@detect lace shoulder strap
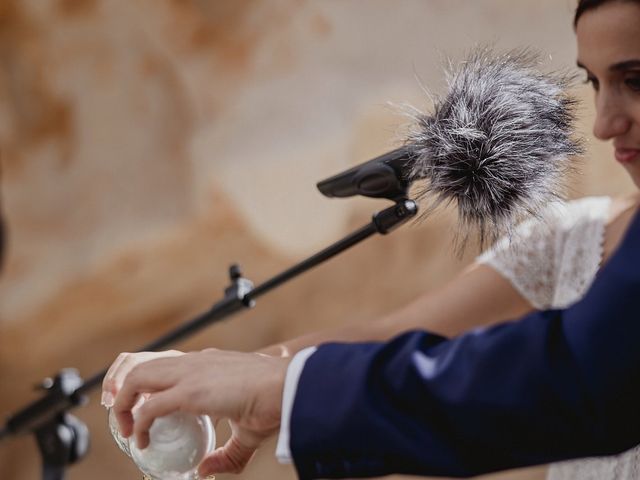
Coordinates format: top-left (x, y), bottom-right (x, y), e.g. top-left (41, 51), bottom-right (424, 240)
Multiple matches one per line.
top-left (477, 197), bottom-right (611, 310)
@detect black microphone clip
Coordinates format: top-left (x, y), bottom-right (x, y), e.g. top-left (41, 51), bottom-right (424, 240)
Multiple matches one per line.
top-left (316, 147), bottom-right (414, 202)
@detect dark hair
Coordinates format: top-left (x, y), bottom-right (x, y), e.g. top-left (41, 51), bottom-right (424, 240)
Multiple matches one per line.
top-left (575, 0), bottom-right (640, 26)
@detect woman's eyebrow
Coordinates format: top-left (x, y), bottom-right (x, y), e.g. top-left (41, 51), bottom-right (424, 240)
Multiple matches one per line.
top-left (576, 59), bottom-right (640, 73)
top-left (610, 59), bottom-right (640, 72)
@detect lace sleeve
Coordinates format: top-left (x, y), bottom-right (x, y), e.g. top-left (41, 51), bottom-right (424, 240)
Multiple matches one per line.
top-left (476, 197), bottom-right (611, 311)
top-left (477, 203), bottom-right (566, 310)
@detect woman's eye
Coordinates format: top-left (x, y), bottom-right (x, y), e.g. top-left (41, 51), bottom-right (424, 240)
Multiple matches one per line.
top-left (624, 76), bottom-right (640, 92)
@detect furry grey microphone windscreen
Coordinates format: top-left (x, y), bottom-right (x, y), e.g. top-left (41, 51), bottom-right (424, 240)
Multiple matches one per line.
top-left (405, 48), bottom-right (583, 251)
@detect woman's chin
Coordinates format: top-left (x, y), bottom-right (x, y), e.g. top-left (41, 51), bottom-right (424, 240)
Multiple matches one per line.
top-left (620, 164), bottom-right (640, 191)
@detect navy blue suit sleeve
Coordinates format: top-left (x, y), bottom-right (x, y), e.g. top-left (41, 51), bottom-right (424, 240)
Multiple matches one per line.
top-left (289, 212), bottom-right (640, 479)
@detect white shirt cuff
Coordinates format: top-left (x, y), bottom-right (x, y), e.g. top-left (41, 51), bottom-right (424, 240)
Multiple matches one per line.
top-left (275, 346), bottom-right (318, 464)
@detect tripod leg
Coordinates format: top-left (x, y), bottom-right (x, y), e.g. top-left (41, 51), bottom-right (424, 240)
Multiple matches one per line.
top-left (36, 413), bottom-right (89, 480)
top-left (43, 463), bottom-right (65, 480)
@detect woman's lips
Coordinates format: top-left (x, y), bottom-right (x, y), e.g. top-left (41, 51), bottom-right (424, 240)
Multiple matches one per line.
top-left (615, 148), bottom-right (640, 164)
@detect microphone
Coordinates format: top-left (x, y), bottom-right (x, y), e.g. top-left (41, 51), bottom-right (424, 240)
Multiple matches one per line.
top-left (317, 147), bottom-right (414, 202)
top-left (318, 48), bottom-right (583, 250)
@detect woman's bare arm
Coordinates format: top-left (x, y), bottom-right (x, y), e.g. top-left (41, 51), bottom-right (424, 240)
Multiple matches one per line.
top-left (263, 193), bottom-right (640, 358)
top-left (260, 263), bottom-right (533, 357)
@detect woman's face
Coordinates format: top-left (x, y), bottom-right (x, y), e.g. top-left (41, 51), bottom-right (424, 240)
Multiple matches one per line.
top-left (576, 1), bottom-right (640, 188)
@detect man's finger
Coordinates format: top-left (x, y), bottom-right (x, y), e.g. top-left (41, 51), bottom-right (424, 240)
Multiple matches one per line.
top-left (103, 351), bottom-right (184, 408)
top-left (101, 352), bottom-right (130, 407)
top-left (113, 360), bottom-right (177, 437)
top-left (132, 390), bottom-right (182, 449)
top-left (197, 434), bottom-right (256, 476)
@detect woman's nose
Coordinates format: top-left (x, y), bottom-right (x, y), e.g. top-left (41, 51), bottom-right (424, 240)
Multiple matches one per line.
top-left (592, 91), bottom-right (632, 140)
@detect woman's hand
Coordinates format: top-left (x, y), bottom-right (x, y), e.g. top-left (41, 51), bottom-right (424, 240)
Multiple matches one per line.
top-left (108, 348), bottom-right (290, 476)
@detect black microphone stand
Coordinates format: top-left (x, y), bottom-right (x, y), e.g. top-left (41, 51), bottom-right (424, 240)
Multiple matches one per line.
top-left (0, 149), bottom-right (417, 480)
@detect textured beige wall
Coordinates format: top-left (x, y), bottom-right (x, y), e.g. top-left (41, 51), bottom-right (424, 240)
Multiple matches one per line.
top-left (0, 1), bottom-right (635, 479)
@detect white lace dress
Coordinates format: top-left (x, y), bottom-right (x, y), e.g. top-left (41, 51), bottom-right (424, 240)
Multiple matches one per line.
top-left (478, 195), bottom-right (640, 480)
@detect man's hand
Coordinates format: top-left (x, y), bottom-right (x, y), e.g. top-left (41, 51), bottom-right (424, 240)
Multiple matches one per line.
top-left (108, 349), bottom-right (290, 476)
top-left (102, 350), bottom-right (184, 408)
